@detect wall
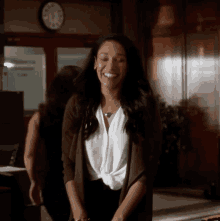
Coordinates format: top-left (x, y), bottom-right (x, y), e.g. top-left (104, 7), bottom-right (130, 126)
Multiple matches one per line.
top-left (4, 0), bottom-right (111, 35)
top-left (57, 47), bottom-right (91, 71)
top-left (3, 0), bottom-right (112, 110)
top-left (151, 3), bottom-right (220, 125)
top-left (151, 2), bottom-right (220, 185)
top-left (152, 36), bottom-right (183, 105)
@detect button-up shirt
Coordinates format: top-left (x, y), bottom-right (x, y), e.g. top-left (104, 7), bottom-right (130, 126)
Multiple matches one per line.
top-left (85, 105), bottom-right (129, 190)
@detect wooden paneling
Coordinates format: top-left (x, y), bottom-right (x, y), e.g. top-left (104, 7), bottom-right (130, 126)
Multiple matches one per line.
top-left (0, 92), bottom-right (25, 167)
top-left (44, 46), bottom-right (57, 91)
top-left (0, 92), bottom-right (24, 145)
top-left (5, 32), bottom-right (100, 47)
top-left (122, 0), bottom-right (138, 44)
top-left (0, 0), bottom-right (4, 91)
top-left (29, 0), bottom-right (121, 3)
top-left (5, 0), bottom-right (112, 34)
top-left (152, 1), bottom-right (220, 188)
top-left (110, 2), bottom-right (123, 34)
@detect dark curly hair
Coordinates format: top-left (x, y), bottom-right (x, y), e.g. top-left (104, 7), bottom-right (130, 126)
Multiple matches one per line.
top-left (39, 65), bottom-right (82, 136)
top-left (73, 34), bottom-right (157, 142)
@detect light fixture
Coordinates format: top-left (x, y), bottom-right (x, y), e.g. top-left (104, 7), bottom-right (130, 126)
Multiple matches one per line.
top-left (157, 5), bottom-right (175, 27)
top-left (4, 62), bottom-right (15, 68)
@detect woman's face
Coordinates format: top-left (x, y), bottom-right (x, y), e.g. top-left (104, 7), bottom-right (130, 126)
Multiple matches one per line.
top-left (94, 40), bottom-right (127, 90)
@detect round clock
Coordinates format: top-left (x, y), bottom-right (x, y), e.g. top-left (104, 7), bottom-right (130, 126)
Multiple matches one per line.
top-left (39, 1), bottom-right (65, 32)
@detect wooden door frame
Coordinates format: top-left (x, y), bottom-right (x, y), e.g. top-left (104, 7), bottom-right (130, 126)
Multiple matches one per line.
top-left (4, 32), bottom-right (100, 116)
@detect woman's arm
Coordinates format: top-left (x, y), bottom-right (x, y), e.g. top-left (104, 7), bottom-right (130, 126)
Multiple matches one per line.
top-left (62, 96), bottom-right (88, 220)
top-left (24, 112), bottom-right (42, 184)
top-left (65, 180), bottom-right (88, 220)
top-left (24, 112), bottom-right (45, 205)
top-left (113, 97), bottom-right (163, 220)
top-left (112, 176), bottom-right (147, 221)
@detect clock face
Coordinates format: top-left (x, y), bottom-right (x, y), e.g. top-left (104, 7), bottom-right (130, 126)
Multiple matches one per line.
top-left (41, 2), bottom-right (64, 31)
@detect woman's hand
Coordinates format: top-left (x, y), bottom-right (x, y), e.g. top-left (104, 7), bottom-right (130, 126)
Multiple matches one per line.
top-left (29, 181), bottom-right (42, 206)
top-left (111, 210), bottom-right (125, 221)
top-left (112, 218), bottom-right (123, 221)
top-left (72, 207), bottom-right (89, 221)
top-left (112, 217), bottom-right (124, 221)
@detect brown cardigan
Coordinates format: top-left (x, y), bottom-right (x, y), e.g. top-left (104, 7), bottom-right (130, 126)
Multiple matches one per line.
top-left (62, 95), bottom-right (162, 221)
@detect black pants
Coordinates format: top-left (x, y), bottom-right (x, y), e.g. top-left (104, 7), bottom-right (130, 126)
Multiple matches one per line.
top-left (69, 179), bottom-right (121, 221)
top-left (42, 183), bottom-right (70, 221)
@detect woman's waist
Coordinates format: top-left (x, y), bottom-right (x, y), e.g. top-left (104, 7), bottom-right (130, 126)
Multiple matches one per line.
top-left (86, 163), bottom-right (127, 180)
top-left (85, 178), bottom-right (121, 193)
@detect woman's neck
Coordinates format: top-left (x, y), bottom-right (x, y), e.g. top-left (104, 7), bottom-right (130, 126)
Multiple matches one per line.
top-left (101, 86), bottom-right (120, 107)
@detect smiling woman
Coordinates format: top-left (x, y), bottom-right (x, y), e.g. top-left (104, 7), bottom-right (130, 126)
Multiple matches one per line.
top-left (61, 34), bottom-right (163, 221)
top-left (94, 41), bottom-right (127, 92)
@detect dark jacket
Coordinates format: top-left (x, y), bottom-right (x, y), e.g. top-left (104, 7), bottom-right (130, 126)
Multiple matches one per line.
top-left (62, 95), bottom-right (162, 221)
top-left (38, 104), bottom-right (70, 220)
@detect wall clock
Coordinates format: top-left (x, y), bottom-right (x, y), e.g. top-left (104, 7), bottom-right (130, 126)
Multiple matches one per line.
top-left (39, 1), bottom-right (65, 32)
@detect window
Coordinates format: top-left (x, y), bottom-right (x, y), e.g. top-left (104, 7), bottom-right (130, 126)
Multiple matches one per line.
top-left (4, 46), bottom-right (46, 114)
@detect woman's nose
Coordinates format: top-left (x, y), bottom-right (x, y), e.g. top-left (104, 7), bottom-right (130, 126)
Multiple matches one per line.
top-left (105, 59), bottom-right (117, 72)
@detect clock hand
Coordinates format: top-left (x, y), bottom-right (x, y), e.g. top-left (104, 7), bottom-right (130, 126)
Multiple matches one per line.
top-left (49, 14), bottom-right (54, 28)
top-left (54, 12), bottom-right (58, 23)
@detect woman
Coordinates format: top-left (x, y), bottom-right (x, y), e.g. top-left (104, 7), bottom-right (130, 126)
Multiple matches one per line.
top-left (24, 65), bottom-right (82, 221)
top-left (62, 34), bottom-right (162, 221)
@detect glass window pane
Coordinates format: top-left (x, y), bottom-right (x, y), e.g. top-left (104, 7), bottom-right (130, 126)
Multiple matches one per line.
top-left (57, 47), bottom-right (91, 72)
top-left (4, 46), bottom-right (46, 111)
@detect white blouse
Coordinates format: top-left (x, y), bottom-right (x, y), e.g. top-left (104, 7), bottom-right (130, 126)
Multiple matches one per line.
top-left (85, 105), bottom-right (129, 190)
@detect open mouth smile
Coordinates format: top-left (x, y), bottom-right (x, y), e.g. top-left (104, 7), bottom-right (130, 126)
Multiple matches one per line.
top-left (103, 73), bottom-right (118, 78)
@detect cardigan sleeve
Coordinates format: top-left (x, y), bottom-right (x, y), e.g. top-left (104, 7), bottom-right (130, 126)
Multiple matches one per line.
top-left (62, 95), bottom-right (80, 185)
top-left (138, 174), bottom-right (147, 185)
top-left (148, 96), bottom-right (163, 179)
top-left (138, 95), bottom-right (162, 187)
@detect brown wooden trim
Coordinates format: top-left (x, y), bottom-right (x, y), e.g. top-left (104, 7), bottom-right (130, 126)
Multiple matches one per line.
top-left (5, 32), bottom-right (100, 39)
top-left (5, 32), bottom-right (100, 47)
top-left (44, 46), bottom-right (57, 89)
top-left (152, 24), bottom-right (220, 38)
top-left (0, 0), bottom-right (3, 34)
top-left (111, 2), bottom-right (123, 34)
top-left (153, 26), bottom-right (183, 38)
top-left (0, 0), bottom-right (4, 91)
top-left (35, 0), bottom-right (121, 3)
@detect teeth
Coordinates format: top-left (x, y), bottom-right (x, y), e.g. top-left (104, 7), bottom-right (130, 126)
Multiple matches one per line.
top-left (104, 73), bottom-right (116, 78)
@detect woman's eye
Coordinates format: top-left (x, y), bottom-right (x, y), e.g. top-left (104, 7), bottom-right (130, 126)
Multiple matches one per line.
top-left (99, 56), bottom-right (126, 63)
top-left (118, 58), bottom-right (125, 62)
top-left (115, 58), bottom-right (125, 63)
top-left (100, 57), bottom-right (108, 61)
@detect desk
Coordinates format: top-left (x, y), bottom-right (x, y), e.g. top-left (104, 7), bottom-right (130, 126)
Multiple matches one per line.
top-left (0, 166), bottom-right (26, 173)
top-left (0, 186), bottom-right (11, 221)
top-left (0, 166), bottom-right (41, 221)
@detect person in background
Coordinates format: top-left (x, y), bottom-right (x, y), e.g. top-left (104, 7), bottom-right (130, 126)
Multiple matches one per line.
top-left (62, 34), bottom-right (162, 221)
top-left (24, 65), bottom-right (82, 221)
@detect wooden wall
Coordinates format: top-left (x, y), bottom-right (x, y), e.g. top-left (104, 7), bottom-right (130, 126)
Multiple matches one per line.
top-left (151, 0), bottom-right (220, 186)
top-left (0, 0), bottom-right (4, 91)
